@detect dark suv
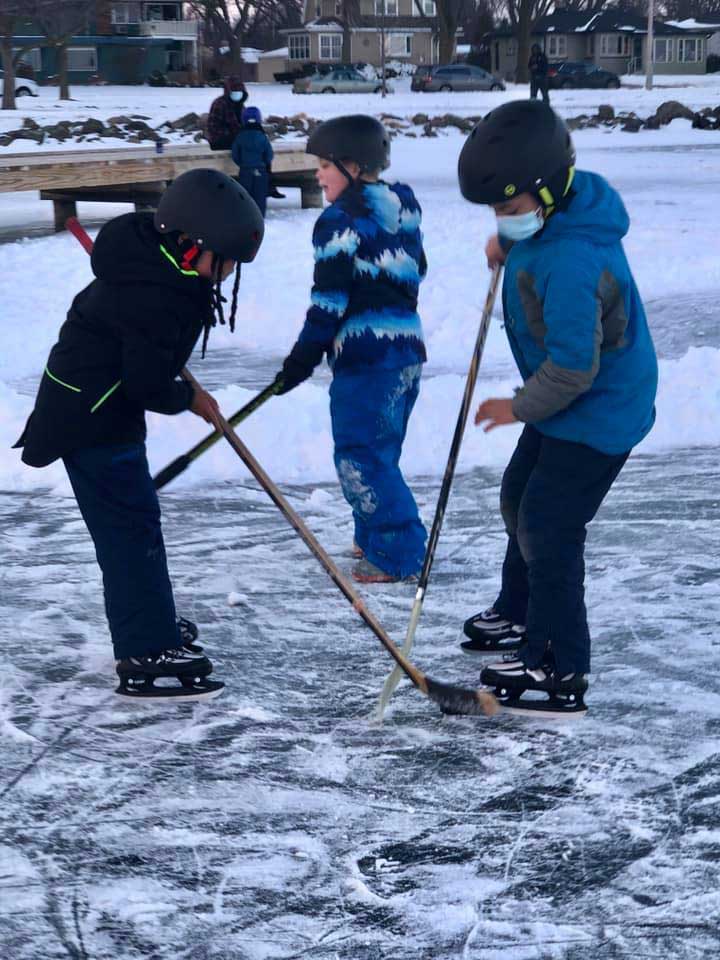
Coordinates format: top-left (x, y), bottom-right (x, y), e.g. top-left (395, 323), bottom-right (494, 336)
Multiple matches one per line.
top-left (547, 61), bottom-right (621, 90)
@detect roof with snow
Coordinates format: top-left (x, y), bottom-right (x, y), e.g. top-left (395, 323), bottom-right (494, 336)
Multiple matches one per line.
top-left (259, 47), bottom-right (289, 59)
top-left (489, 11), bottom-right (711, 39)
top-left (667, 18), bottom-right (720, 31)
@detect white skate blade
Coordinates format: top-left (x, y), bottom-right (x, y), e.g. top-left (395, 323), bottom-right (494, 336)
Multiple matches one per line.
top-left (499, 702), bottom-right (588, 720)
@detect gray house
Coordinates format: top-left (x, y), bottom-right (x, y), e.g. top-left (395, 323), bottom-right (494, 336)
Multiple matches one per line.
top-left (267, 0), bottom-right (440, 78)
top-left (488, 11), bottom-right (710, 80)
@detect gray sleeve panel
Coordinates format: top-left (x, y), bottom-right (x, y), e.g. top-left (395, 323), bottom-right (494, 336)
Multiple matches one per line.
top-left (512, 310), bottom-right (603, 422)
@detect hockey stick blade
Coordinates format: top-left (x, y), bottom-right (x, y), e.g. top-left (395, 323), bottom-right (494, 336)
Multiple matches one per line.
top-left (425, 677), bottom-right (499, 717)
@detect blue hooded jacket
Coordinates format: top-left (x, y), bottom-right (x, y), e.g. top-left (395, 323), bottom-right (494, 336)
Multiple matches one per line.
top-left (504, 170), bottom-right (657, 454)
top-left (296, 180), bottom-right (427, 373)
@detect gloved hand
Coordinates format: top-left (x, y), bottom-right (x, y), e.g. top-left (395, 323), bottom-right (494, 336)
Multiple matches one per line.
top-left (275, 340), bottom-right (324, 395)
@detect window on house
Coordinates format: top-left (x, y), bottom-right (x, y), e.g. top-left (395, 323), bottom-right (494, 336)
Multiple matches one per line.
top-left (423, 0), bottom-right (437, 14)
top-left (586, 35), bottom-right (595, 55)
top-left (546, 35), bottom-right (567, 58)
top-left (654, 38), bottom-right (673, 63)
top-left (384, 33), bottom-right (412, 57)
top-left (13, 47), bottom-right (42, 71)
top-left (67, 47), bottom-right (97, 71)
top-left (678, 37), bottom-right (700, 62)
top-left (600, 34), bottom-right (631, 56)
top-left (112, 2), bottom-right (141, 22)
top-left (375, 0), bottom-right (398, 15)
top-left (319, 33), bottom-right (342, 60)
top-left (288, 34), bottom-right (310, 60)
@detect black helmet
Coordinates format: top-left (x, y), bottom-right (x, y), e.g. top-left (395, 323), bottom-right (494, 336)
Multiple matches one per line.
top-left (154, 168), bottom-right (264, 262)
top-left (458, 101), bottom-right (575, 207)
top-left (307, 115), bottom-right (390, 173)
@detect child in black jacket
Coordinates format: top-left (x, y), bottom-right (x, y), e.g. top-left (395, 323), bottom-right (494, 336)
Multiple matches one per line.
top-left (15, 170), bottom-right (264, 702)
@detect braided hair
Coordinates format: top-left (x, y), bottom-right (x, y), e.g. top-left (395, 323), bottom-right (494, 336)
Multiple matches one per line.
top-left (200, 254), bottom-right (242, 358)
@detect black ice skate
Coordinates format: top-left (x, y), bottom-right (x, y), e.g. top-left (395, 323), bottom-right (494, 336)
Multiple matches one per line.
top-left (480, 656), bottom-right (587, 718)
top-left (116, 647), bottom-right (224, 702)
top-left (177, 616), bottom-right (203, 653)
top-left (460, 607), bottom-right (526, 655)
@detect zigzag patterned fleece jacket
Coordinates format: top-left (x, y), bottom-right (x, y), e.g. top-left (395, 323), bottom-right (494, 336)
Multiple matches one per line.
top-left (296, 180), bottom-right (427, 372)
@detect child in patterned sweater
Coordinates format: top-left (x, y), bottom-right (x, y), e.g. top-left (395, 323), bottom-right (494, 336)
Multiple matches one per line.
top-left (276, 115), bottom-right (427, 583)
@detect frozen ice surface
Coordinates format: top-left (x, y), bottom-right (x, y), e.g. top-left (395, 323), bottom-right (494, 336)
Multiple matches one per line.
top-left (1, 99), bottom-right (720, 957)
top-left (1, 452), bottom-right (720, 959)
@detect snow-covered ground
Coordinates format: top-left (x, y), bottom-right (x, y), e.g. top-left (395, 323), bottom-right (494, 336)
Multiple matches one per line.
top-left (1, 84), bottom-right (720, 959)
top-left (2, 73), bottom-right (720, 149)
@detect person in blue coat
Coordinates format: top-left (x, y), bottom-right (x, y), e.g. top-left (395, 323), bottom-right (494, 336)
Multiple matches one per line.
top-left (456, 101), bottom-right (658, 716)
top-left (231, 106), bottom-right (274, 216)
top-left (275, 116), bottom-right (428, 583)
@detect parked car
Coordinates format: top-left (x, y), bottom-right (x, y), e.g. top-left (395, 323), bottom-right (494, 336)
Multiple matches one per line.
top-left (274, 62), bottom-right (331, 83)
top-left (0, 70), bottom-right (39, 97)
top-left (293, 67), bottom-right (391, 95)
top-left (547, 61), bottom-right (621, 90)
top-left (414, 64), bottom-right (505, 93)
top-left (410, 65), bottom-right (433, 92)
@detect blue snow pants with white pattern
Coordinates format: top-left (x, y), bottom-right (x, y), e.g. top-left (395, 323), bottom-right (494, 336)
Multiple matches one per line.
top-left (330, 364), bottom-right (427, 579)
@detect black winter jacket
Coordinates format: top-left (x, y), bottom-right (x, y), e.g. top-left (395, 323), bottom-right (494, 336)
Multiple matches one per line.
top-left (15, 213), bottom-right (212, 467)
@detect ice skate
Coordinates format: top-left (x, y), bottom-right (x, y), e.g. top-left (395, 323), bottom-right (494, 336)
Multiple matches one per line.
top-left (177, 616), bottom-right (203, 653)
top-left (115, 646), bottom-right (224, 702)
top-left (480, 656), bottom-right (587, 718)
top-left (352, 559), bottom-right (400, 584)
top-left (460, 607), bottom-right (526, 655)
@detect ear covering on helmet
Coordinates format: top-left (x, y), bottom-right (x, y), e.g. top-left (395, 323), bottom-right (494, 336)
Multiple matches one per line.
top-left (155, 168), bottom-right (264, 263)
top-left (458, 101), bottom-right (575, 211)
top-left (306, 115), bottom-right (390, 175)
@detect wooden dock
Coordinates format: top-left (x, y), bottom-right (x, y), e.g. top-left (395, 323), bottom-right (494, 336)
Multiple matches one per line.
top-left (0, 142), bottom-right (321, 230)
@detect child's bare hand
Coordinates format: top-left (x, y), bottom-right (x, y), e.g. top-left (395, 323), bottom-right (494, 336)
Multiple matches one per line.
top-left (485, 235), bottom-right (507, 269)
top-left (190, 388), bottom-right (221, 426)
top-left (474, 398), bottom-right (516, 432)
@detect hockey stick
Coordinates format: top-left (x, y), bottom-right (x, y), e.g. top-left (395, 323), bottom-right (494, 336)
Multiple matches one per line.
top-left (153, 379), bottom-right (282, 491)
top-left (375, 265), bottom-right (503, 720)
top-left (66, 216), bottom-right (498, 717)
top-left (180, 367), bottom-right (498, 719)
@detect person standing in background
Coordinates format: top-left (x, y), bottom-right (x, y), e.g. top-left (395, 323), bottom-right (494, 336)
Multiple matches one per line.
top-left (528, 44), bottom-right (550, 104)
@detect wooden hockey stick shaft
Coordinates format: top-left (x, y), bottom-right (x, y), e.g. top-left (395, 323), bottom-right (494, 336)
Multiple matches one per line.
top-left (375, 265), bottom-right (503, 719)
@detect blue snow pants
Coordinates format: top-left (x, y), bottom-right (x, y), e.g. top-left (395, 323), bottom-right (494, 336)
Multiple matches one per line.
top-left (330, 364), bottom-right (427, 579)
top-left (237, 166), bottom-right (268, 217)
top-left (63, 443), bottom-right (181, 660)
top-left (494, 425), bottom-right (629, 675)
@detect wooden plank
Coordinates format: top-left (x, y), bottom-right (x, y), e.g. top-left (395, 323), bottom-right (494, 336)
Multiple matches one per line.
top-left (0, 143), bottom-right (316, 193)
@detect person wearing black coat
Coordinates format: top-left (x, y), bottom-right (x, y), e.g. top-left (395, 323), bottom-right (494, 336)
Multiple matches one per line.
top-left (14, 170), bottom-right (264, 701)
top-left (528, 44), bottom-right (550, 104)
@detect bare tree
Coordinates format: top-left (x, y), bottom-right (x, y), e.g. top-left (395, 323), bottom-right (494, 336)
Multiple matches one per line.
top-left (0, 0), bottom-right (39, 109)
top-left (190, 0), bottom-right (303, 73)
top-left (341, 0), bottom-right (360, 65)
top-left (504, 0), bottom-right (552, 82)
top-left (26, 0), bottom-right (98, 100)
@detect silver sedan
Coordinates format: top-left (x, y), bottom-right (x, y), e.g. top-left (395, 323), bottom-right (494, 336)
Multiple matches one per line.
top-left (293, 68), bottom-right (393, 95)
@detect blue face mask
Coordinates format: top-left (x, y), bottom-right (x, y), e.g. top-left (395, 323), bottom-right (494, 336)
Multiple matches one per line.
top-left (496, 207), bottom-right (544, 241)
top-left (229, 91), bottom-right (244, 102)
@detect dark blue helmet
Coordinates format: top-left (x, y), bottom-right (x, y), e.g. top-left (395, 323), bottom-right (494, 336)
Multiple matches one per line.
top-left (242, 106), bottom-right (262, 125)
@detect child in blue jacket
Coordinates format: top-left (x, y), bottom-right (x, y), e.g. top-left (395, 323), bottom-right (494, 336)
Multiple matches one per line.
top-left (231, 106), bottom-right (273, 216)
top-left (277, 115), bottom-right (427, 583)
top-left (457, 101), bottom-right (658, 715)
